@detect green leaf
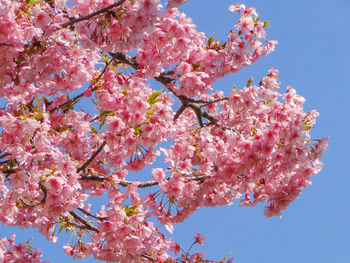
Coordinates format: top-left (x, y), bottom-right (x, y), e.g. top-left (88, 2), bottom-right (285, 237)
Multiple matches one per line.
top-left (208, 35), bottom-right (214, 46)
top-left (147, 89), bottom-right (164, 105)
top-left (26, 0), bottom-right (43, 5)
top-left (90, 98), bottom-right (98, 106)
top-left (192, 63), bottom-right (200, 71)
top-left (252, 126), bottom-right (257, 135)
top-left (100, 109), bottom-right (115, 117)
top-left (123, 204), bottom-right (139, 217)
top-left (90, 125), bottom-right (98, 134)
top-left (58, 222), bottom-right (64, 234)
top-left (133, 125), bottom-right (142, 135)
top-left (263, 21), bottom-right (271, 28)
top-left (33, 112), bottom-right (43, 120)
top-left (219, 252), bottom-right (232, 263)
top-left (247, 77), bottom-right (253, 87)
top-left (99, 116), bottom-right (106, 133)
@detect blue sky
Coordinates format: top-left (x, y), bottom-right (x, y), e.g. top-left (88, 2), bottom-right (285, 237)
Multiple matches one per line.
top-left (2, 0), bottom-right (350, 262)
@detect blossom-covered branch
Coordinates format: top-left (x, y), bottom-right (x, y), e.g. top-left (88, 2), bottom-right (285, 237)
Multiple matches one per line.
top-left (60, 0), bottom-right (127, 28)
top-left (0, 1), bottom-right (327, 262)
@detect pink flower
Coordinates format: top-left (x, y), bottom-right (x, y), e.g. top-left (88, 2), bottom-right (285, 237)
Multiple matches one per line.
top-left (45, 175), bottom-right (65, 196)
top-left (166, 0), bottom-right (189, 9)
top-left (152, 168), bottom-right (166, 183)
top-left (235, 15), bottom-right (255, 34)
top-left (32, 8), bottom-right (51, 29)
top-left (169, 241), bottom-right (181, 256)
top-left (194, 232), bottom-right (205, 247)
top-left (174, 62), bottom-right (192, 75)
top-left (228, 4), bottom-right (246, 13)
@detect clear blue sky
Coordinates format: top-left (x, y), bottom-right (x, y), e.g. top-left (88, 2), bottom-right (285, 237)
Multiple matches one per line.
top-left (2, 1), bottom-right (349, 262)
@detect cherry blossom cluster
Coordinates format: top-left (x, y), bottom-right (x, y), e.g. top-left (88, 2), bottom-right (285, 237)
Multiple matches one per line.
top-left (0, 234), bottom-right (45, 262)
top-left (0, 0), bottom-right (327, 262)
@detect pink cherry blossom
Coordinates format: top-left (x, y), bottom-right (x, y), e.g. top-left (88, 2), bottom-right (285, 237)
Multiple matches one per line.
top-left (0, 1), bottom-right (327, 262)
top-left (194, 232), bottom-right (206, 247)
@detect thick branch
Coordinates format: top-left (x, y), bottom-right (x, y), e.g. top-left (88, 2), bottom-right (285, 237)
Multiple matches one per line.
top-left (109, 52), bottom-right (223, 126)
top-left (60, 0), bottom-right (126, 28)
top-left (80, 174), bottom-right (105, 181)
top-left (172, 92), bottom-right (221, 127)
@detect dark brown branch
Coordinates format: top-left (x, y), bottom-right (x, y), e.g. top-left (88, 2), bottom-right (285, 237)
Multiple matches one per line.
top-left (80, 174), bottom-right (105, 181)
top-left (19, 181), bottom-right (47, 207)
top-left (69, 211), bottom-right (99, 232)
top-left (49, 58), bottom-right (114, 114)
top-left (171, 92), bottom-right (220, 127)
top-left (60, 0), bottom-right (126, 28)
top-left (110, 51), bottom-right (222, 127)
top-left (192, 97), bottom-right (228, 106)
top-left (77, 207), bottom-right (107, 221)
top-left (0, 152), bottom-right (11, 160)
top-left (141, 254), bottom-right (157, 263)
top-left (77, 141), bottom-right (107, 173)
top-left (154, 75), bottom-right (174, 86)
top-left (49, 93), bottom-right (85, 114)
top-left (80, 174), bottom-right (210, 188)
top-left (118, 179), bottom-right (159, 188)
top-left (64, 221), bottom-right (96, 231)
top-left (110, 52), bottom-right (139, 69)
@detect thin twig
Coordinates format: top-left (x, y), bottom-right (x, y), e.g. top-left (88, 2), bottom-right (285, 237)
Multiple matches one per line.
top-left (19, 181), bottom-right (47, 207)
top-left (69, 211), bottom-right (99, 232)
top-left (110, 52), bottom-right (139, 69)
top-left (60, 0), bottom-right (126, 28)
top-left (0, 152), bottom-right (11, 160)
top-left (141, 254), bottom-right (157, 263)
top-left (77, 141), bottom-right (107, 173)
top-left (77, 207), bottom-right (107, 221)
top-left (49, 58), bottom-right (114, 114)
top-left (64, 221), bottom-right (96, 231)
top-left (79, 174), bottom-right (211, 188)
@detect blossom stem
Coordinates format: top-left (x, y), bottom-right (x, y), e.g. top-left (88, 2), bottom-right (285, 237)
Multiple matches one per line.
top-left (69, 211), bottom-right (99, 232)
top-left (77, 141), bottom-right (107, 173)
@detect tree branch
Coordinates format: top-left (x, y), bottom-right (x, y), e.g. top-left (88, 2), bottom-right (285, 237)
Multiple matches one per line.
top-left (109, 52), bottom-right (224, 126)
top-left (49, 59), bottom-right (114, 114)
top-left (79, 174), bottom-right (105, 181)
top-left (60, 0), bottom-right (126, 29)
top-left (141, 254), bottom-right (157, 263)
top-left (69, 211), bottom-right (99, 232)
top-left (77, 141), bottom-right (107, 173)
top-left (79, 174), bottom-right (211, 188)
top-left (77, 207), bottom-right (107, 221)
top-left (0, 152), bottom-right (11, 160)
top-left (110, 52), bottom-right (139, 69)
top-left (19, 181), bottom-right (47, 208)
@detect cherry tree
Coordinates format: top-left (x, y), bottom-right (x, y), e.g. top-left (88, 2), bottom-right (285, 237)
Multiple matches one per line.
top-left (0, 0), bottom-right (328, 262)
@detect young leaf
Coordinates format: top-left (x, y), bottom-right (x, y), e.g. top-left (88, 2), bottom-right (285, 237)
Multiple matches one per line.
top-left (147, 89), bottom-right (164, 105)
